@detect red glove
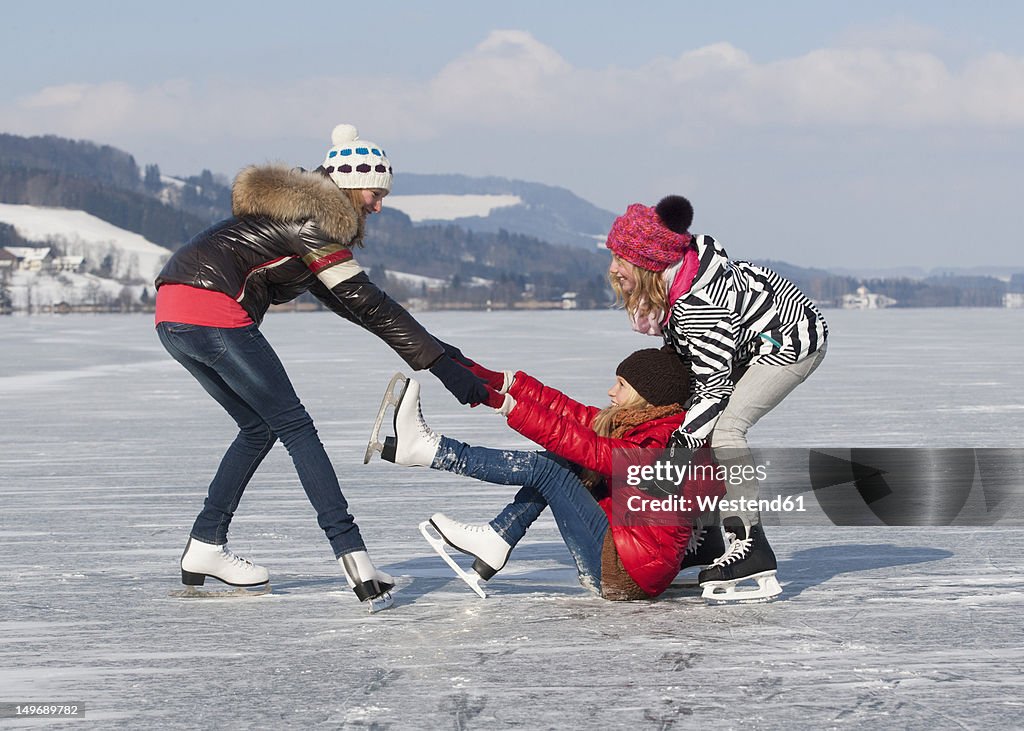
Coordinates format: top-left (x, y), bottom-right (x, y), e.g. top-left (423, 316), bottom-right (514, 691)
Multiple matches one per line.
top-left (483, 386), bottom-right (505, 410)
top-left (435, 338), bottom-right (506, 391)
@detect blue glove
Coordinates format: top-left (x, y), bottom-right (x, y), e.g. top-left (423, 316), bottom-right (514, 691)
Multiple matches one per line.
top-left (429, 355), bottom-right (489, 406)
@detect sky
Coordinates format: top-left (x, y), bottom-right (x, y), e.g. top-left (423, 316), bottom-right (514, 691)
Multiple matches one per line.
top-left (2, 1), bottom-right (1023, 271)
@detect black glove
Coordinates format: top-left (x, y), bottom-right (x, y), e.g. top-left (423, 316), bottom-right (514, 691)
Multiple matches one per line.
top-left (668, 429), bottom-right (701, 454)
top-left (434, 338), bottom-right (476, 368)
top-left (429, 355), bottom-right (490, 406)
top-left (640, 433), bottom-right (694, 498)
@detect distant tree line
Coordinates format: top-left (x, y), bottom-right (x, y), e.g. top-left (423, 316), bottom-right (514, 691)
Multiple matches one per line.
top-left (0, 167), bottom-right (211, 248)
top-left (0, 221), bottom-right (33, 249)
top-left (2, 132), bottom-right (1019, 310)
top-left (0, 133), bottom-right (141, 190)
top-left (761, 260), bottom-right (1018, 308)
top-left (360, 210), bottom-right (613, 307)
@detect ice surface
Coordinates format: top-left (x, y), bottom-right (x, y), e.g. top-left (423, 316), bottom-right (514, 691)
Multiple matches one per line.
top-left (0, 309), bottom-right (1022, 729)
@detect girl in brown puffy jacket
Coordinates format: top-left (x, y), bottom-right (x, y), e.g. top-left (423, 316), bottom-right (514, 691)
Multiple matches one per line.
top-left (156, 124), bottom-right (487, 609)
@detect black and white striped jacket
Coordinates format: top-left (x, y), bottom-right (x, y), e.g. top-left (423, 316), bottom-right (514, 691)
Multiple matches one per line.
top-left (663, 234), bottom-right (828, 448)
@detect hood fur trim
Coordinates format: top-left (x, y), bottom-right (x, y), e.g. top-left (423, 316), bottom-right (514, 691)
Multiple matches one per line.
top-left (231, 164), bottom-right (362, 245)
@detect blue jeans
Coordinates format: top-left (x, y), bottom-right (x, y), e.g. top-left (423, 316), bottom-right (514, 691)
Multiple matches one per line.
top-left (432, 437), bottom-right (608, 594)
top-left (157, 322), bottom-right (364, 557)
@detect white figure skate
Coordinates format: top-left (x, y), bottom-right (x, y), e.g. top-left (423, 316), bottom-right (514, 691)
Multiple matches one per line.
top-left (419, 520), bottom-right (488, 599)
top-left (172, 537), bottom-right (271, 598)
top-left (364, 372), bottom-right (409, 464)
top-left (341, 550), bottom-right (395, 613)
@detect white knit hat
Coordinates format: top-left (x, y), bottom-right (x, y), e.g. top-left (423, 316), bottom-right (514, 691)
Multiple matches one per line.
top-left (321, 124), bottom-right (393, 191)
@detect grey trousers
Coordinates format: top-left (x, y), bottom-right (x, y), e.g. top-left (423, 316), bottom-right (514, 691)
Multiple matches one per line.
top-left (710, 345), bottom-right (828, 527)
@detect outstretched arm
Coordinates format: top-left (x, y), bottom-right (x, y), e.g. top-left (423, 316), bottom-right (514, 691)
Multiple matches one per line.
top-left (507, 395), bottom-right (678, 477)
top-left (310, 271), bottom-right (443, 370)
top-left (309, 267), bottom-right (488, 405)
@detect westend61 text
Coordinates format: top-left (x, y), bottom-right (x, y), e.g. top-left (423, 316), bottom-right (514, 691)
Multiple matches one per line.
top-left (625, 494), bottom-right (807, 514)
top-left (624, 461), bottom-right (768, 487)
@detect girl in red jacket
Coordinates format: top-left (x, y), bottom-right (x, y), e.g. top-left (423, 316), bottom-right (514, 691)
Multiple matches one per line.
top-left (381, 348), bottom-right (723, 600)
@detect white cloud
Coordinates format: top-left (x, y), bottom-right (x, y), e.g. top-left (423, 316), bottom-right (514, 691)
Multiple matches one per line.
top-left (1, 28), bottom-right (1022, 270)
top-left (4, 29), bottom-right (1023, 153)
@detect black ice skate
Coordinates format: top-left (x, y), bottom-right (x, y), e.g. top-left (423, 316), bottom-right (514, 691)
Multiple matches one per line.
top-left (680, 525), bottom-right (727, 571)
top-left (697, 521), bottom-right (782, 602)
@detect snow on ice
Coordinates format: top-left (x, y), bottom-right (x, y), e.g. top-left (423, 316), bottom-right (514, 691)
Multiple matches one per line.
top-left (0, 309), bottom-right (1022, 729)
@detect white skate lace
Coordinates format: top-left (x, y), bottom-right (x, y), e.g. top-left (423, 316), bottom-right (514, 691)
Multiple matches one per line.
top-left (684, 529), bottom-right (705, 555)
top-left (222, 548), bottom-right (256, 570)
top-left (458, 523), bottom-right (491, 535)
top-left (710, 532), bottom-right (752, 566)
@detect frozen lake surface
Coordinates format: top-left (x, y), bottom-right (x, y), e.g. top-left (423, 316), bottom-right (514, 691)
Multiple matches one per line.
top-left (1, 309), bottom-right (1022, 729)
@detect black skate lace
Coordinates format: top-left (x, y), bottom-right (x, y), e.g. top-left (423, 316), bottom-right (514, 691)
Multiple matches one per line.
top-left (711, 532), bottom-right (752, 566)
top-left (415, 401), bottom-right (436, 440)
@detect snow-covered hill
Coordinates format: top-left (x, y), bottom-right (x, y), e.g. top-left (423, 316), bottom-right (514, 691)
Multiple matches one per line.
top-left (0, 203), bottom-right (171, 281)
top-left (386, 194), bottom-right (522, 223)
top-left (393, 173), bottom-right (615, 250)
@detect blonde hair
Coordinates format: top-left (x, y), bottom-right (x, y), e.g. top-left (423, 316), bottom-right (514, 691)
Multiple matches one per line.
top-left (608, 255), bottom-right (668, 321)
top-left (578, 383), bottom-right (652, 489)
top-left (590, 379), bottom-right (651, 438)
top-left (342, 188), bottom-right (370, 247)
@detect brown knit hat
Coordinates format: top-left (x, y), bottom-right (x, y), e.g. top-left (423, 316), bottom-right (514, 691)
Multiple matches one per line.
top-left (615, 348), bottom-right (690, 407)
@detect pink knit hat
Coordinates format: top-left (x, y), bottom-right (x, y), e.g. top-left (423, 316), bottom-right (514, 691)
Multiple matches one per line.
top-left (605, 203), bottom-right (692, 272)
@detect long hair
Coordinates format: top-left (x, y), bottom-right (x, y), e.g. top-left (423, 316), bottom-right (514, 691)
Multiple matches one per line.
top-left (342, 188), bottom-right (369, 248)
top-left (579, 384), bottom-right (653, 490)
top-left (608, 255), bottom-right (668, 320)
top-left (589, 386), bottom-right (651, 438)
top-left (313, 166), bottom-right (369, 247)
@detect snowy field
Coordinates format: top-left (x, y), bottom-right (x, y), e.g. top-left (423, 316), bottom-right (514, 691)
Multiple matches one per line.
top-left (1, 309), bottom-right (1022, 729)
top-left (385, 195), bottom-right (522, 223)
top-left (0, 204), bottom-right (171, 281)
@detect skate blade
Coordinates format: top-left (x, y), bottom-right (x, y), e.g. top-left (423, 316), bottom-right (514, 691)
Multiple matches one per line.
top-left (700, 572), bottom-right (782, 603)
top-left (364, 372), bottom-right (409, 464)
top-left (419, 521), bottom-right (487, 599)
top-left (366, 592), bottom-right (394, 614)
top-left (170, 582), bottom-right (272, 599)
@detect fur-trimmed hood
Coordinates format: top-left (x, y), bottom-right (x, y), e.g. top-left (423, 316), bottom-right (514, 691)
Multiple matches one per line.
top-left (231, 164), bottom-right (363, 245)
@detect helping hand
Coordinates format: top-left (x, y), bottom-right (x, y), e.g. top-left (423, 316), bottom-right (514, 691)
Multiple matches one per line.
top-left (428, 355), bottom-right (490, 406)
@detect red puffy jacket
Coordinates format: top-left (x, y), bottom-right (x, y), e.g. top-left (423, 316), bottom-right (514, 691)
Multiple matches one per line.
top-left (506, 372), bottom-right (723, 597)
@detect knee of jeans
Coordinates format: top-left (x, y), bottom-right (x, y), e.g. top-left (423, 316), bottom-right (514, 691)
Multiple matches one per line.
top-left (239, 421), bottom-right (275, 448)
top-left (534, 452), bottom-right (579, 486)
top-left (272, 405), bottom-right (317, 442)
top-left (711, 416), bottom-right (749, 450)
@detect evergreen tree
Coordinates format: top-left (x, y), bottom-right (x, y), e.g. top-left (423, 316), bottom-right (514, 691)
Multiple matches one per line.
top-left (143, 164), bottom-right (162, 193)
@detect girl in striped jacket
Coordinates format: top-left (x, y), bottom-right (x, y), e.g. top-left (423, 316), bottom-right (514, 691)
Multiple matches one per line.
top-left (605, 195), bottom-right (828, 602)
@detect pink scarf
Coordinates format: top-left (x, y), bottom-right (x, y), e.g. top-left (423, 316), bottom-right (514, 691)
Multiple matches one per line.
top-left (629, 245), bottom-right (700, 336)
